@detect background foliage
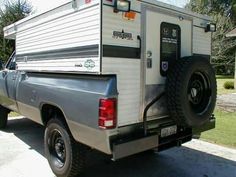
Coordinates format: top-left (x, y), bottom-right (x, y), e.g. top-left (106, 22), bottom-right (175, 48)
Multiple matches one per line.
top-left (0, 0), bottom-right (32, 63)
top-left (186, 0), bottom-right (236, 75)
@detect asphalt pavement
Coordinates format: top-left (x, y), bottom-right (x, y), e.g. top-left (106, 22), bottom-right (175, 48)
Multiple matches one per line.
top-left (0, 117), bottom-right (236, 177)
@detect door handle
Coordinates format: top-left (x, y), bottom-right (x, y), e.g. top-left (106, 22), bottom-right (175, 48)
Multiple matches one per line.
top-left (147, 58), bottom-right (152, 68)
top-left (146, 51), bottom-right (153, 68)
top-left (12, 75), bottom-right (17, 80)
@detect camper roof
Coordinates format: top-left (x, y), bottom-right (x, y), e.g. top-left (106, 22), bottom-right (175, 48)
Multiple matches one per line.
top-left (4, 0), bottom-right (211, 40)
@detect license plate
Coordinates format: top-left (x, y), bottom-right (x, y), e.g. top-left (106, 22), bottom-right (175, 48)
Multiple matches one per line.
top-left (161, 125), bottom-right (177, 137)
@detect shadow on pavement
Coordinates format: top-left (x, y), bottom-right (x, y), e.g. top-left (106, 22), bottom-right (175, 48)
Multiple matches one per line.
top-left (4, 117), bottom-right (45, 155)
top-left (3, 117), bottom-right (236, 177)
top-left (84, 147), bottom-right (236, 177)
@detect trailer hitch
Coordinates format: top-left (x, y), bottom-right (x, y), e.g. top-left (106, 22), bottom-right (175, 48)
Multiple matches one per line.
top-left (143, 91), bottom-right (165, 136)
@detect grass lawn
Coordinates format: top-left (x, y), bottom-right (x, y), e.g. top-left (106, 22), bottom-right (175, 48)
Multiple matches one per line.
top-left (200, 109), bottom-right (236, 148)
top-left (216, 75), bottom-right (235, 95)
top-left (196, 75), bottom-right (236, 147)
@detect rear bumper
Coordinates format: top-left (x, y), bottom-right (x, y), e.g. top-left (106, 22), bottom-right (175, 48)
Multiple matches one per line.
top-left (112, 126), bottom-right (192, 160)
top-left (112, 134), bottom-right (159, 160)
top-left (70, 116), bottom-right (215, 158)
top-left (111, 116), bottom-right (216, 160)
top-left (158, 128), bottom-right (192, 152)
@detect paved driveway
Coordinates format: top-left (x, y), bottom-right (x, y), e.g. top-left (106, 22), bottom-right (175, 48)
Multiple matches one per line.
top-left (0, 117), bottom-right (236, 177)
top-left (217, 93), bottom-right (236, 112)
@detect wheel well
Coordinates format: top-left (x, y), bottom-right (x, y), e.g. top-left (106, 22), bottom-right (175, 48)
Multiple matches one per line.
top-left (41, 104), bottom-right (67, 126)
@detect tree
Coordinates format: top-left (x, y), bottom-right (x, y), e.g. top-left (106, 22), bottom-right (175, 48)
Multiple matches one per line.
top-left (187, 0), bottom-right (236, 19)
top-left (187, 0), bottom-right (236, 75)
top-left (0, 0), bottom-right (32, 62)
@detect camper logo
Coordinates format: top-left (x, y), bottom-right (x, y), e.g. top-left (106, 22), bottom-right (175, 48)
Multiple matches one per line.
top-left (84, 59), bottom-right (95, 70)
top-left (172, 29), bottom-right (177, 38)
top-left (113, 30), bottom-right (133, 40)
top-left (163, 28), bottom-right (169, 36)
top-left (162, 61), bottom-right (169, 72)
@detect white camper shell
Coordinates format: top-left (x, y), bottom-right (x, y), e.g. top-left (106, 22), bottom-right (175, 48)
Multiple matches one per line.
top-left (4, 0), bottom-right (213, 127)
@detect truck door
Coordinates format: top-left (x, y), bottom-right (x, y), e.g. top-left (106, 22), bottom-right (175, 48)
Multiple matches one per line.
top-left (0, 52), bottom-right (19, 111)
top-left (142, 6), bottom-right (192, 120)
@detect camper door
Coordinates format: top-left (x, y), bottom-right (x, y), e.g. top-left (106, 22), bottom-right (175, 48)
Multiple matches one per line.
top-left (141, 5), bottom-right (193, 120)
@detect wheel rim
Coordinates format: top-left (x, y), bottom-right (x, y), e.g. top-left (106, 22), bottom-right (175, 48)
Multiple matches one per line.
top-left (188, 71), bottom-right (211, 115)
top-left (48, 129), bottom-right (66, 169)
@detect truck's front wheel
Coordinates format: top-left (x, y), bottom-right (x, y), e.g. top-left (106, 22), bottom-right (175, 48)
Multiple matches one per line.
top-left (0, 106), bottom-right (9, 129)
top-left (44, 119), bottom-right (86, 177)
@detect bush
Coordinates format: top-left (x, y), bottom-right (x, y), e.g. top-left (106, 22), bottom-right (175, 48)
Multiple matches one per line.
top-left (224, 81), bottom-right (235, 89)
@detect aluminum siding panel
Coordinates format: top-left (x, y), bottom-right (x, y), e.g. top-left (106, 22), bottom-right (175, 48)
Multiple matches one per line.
top-left (102, 57), bottom-right (141, 126)
top-left (102, 5), bottom-right (141, 48)
top-left (102, 2), bottom-right (142, 126)
top-left (193, 27), bottom-right (211, 55)
top-left (16, 5), bottom-right (100, 54)
top-left (15, 2), bottom-right (100, 73)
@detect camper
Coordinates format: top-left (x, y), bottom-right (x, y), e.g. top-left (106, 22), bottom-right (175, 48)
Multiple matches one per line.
top-left (0, 0), bottom-right (216, 176)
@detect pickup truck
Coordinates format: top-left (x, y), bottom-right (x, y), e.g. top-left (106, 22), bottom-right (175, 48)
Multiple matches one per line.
top-left (0, 51), bottom-right (217, 177)
top-left (0, 0), bottom-right (217, 177)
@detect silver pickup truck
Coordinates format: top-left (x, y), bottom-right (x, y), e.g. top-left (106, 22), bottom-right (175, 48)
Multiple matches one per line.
top-left (1, 1), bottom-right (217, 177)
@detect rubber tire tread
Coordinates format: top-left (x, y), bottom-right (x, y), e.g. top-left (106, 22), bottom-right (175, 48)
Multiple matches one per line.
top-left (45, 119), bottom-right (86, 177)
top-left (166, 56), bottom-right (216, 127)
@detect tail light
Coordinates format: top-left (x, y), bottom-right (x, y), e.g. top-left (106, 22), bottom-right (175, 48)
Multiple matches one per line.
top-left (99, 98), bottom-right (117, 129)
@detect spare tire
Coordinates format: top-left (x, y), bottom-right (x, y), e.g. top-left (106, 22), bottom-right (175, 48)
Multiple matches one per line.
top-left (166, 56), bottom-right (216, 127)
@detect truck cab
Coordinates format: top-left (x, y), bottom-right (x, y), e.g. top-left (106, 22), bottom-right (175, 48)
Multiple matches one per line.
top-left (0, 52), bottom-right (18, 112)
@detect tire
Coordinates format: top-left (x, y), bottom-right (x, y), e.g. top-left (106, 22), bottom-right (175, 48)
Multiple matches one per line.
top-left (166, 56), bottom-right (217, 127)
top-left (44, 119), bottom-right (86, 177)
top-left (0, 106), bottom-right (9, 129)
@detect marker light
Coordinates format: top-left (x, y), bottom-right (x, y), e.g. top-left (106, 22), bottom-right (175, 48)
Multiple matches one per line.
top-left (114, 0), bottom-right (131, 12)
top-left (123, 11), bottom-right (136, 20)
top-left (205, 23), bottom-right (216, 32)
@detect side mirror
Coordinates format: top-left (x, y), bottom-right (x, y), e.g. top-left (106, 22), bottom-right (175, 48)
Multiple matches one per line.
top-left (9, 62), bottom-right (16, 70)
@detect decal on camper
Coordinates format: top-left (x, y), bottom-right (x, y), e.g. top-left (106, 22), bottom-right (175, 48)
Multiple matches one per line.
top-left (112, 30), bottom-right (133, 40)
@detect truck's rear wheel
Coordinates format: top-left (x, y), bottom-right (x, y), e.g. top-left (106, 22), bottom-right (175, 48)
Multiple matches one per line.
top-left (44, 119), bottom-right (86, 177)
top-left (0, 106), bottom-right (9, 129)
top-left (166, 56), bottom-right (216, 127)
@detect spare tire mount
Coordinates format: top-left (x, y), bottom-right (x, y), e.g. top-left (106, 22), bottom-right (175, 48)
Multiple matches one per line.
top-left (166, 56), bottom-right (217, 127)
